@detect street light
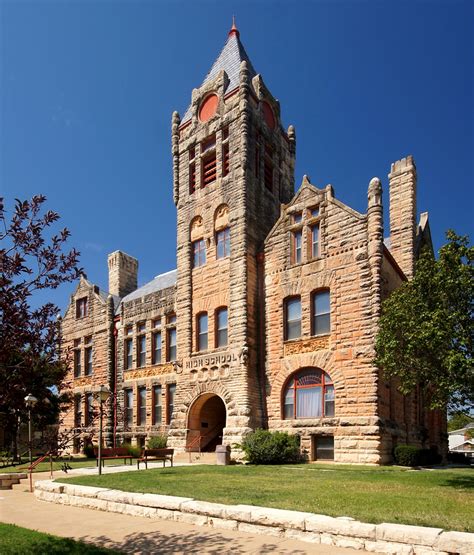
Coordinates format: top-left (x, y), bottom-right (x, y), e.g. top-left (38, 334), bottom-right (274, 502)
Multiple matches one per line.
top-left (24, 394), bottom-right (38, 464)
top-left (97, 385), bottom-right (110, 475)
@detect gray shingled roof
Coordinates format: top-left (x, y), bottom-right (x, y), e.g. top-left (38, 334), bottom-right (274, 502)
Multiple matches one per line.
top-left (119, 269), bottom-right (177, 305)
top-left (181, 32), bottom-right (257, 123)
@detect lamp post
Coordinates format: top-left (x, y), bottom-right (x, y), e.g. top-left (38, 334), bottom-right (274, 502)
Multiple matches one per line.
top-left (97, 385), bottom-right (110, 475)
top-left (24, 394), bottom-right (38, 464)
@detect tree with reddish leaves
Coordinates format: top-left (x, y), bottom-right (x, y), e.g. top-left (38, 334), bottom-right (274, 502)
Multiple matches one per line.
top-left (0, 195), bottom-right (81, 458)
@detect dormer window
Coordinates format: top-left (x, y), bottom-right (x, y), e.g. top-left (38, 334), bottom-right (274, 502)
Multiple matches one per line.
top-left (76, 297), bottom-right (88, 319)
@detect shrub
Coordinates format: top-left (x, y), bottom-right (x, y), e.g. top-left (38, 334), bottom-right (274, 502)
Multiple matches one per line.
top-left (394, 445), bottom-right (442, 466)
top-left (147, 435), bottom-right (167, 449)
top-left (83, 443), bottom-right (96, 458)
top-left (240, 429), bottom-right (300, 465)
top-left (124, 444), bottom-right (142, 458)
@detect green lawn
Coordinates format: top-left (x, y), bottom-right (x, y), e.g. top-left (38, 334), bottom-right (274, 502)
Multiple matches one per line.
top-left (60, 464), bottom-right (474, 532)
top-left (1, 458), bottom-right (129, 474)
top-left (0, 523), bottom-right (117, 554)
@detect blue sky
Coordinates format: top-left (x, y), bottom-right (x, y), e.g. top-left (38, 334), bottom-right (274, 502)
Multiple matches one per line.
top-left (1, 0), bottom-right (472, 311)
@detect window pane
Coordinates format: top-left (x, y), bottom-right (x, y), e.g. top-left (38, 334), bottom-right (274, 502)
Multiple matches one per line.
top-left (313, 291), bottom-right (331, 335)
top-left (138, 335), bottom-right (146, 367)
top-left (198, 313), bottom-right (208, 351)
top-left (168, 328), bottom-right (177, 361)
top-left (74, 350), bottom-right (81, 377)
top-left (286, 320), bottom-right (301, 340)
top-left (311, 226), bottom-right (319, 258)
top-left (315, 290), bottom-right (330, 314)
top-left (125, 339), bottom-right (133, 369)
top-left (167, 384), bottom-right (176, 424)
top-left (216, 308), bottom-right (228, 347)
top-left (315, 313), bottom-right (330, 335)
top-left (152, 332), bottom-right (162, 365)
top-left (296, 387), bottom-right (322, 418)
top-left (138, 388), bottom-right (147, 425)
top-left (286, 298), bottom-right (301, 340)
top-left (316, 436), bottom-right (334, 460)
top-left (153, 386), bottom-right (162, 425)
top-left (85, 347), bottom-right (93, 376)
top-left (325, 385), bottom-right (335, 417)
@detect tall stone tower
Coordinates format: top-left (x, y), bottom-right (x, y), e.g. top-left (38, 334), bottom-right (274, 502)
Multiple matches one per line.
top-left (168, 21), bottom-right (296, 450)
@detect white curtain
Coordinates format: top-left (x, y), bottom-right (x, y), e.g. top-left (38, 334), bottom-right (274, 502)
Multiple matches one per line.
top-left (297, 387), bottom-right (321, 417)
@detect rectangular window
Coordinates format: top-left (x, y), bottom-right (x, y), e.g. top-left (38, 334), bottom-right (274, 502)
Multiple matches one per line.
top-left (313, 290), bottom-right (331, 335)
top-left (74, 349), bottom-right (81, 378)
top-left (314, 435), bottom-right (334, 461)
top-left (292, 230), bottom-right (302, 264)
top-left (216, 308), bottom-right (228, 348)
top-left (310, 206), bottom-right (319, 218)
top-left (125, 325), bottom-right (133, 336)
top-left (324, 385), bottom-right (335, 417)
top-left (137, 322), bottom-right (146, 333)
top-left (85, 393), bottom-right (94, 426)
top-left (167, 328), bottom-right (177, 362)
top-left (76, 297), bottom-right (88, 319)
top-left (216, 227), bottom-right (230, 259)
top-left (193, 239), bottom-right (206, 268)
top-left (138, 387), bottom-right (147, 426)
top-left (124, 389), bottom-right (133, 428)
top-left (189, 162), bottom-right (196, 193)
top-left (125, 338), bottom-right (133, 370)
top-left (202, 135), bottom-right (217, 187)
top-left (152, 318), bottom-right (161, 329)
top-left (285, 297), bottom-right (301, 340)
top-left (284, 387), bottom-right (294, 419)
top-left (74, 394), bottom-right (82, 427)
top-left (167, 384), bottom-right (176, 424)
top-left (167, 313), bottom-right (176, 325)
top-left (292, 212), bottom-right (302, 224)
top-left (153, 385), bottom-right (162, 425)
top-left (311, 224), bottom-right (319, 259)
top-left (152, 331), bottom-right (162, 365)
top-left (197, 313), bottom-right (208, 351)
top-left (137, 335), bottom-right (146, 368)
top-left (85, 346), bottom-right (93, 376)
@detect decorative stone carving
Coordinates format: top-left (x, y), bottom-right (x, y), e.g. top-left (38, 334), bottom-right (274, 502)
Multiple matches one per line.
top-left (283, 336), bottom-right (330, 356)
top-left (123, 364), bottom-right (175, 381)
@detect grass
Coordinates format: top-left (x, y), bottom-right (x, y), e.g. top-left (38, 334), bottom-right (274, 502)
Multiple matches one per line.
top-left (0, 523), bottom-right (117, 554)
top-left (1, 458), bottom-right (128, 474)
top-left (60, 464), bottom-right (474, 532)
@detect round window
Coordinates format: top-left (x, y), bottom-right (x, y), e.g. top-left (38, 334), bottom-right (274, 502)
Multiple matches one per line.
top-left (199, 94), bottom-right (219, 122)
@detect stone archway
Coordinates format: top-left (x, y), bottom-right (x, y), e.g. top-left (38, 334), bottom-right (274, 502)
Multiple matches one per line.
top-left (186, 393), bottom-right (227, 452)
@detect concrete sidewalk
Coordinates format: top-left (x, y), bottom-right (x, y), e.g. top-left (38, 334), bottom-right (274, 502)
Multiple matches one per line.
top-left (0, 471), bottom-right (362, 554)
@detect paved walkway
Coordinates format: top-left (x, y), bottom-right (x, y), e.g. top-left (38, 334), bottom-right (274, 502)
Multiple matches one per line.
top-left (0, 464), bottom-right (369, 554)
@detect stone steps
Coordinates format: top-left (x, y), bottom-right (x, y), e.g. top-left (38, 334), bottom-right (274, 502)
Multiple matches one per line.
top-left (0, 473), bottom-right (27, 490)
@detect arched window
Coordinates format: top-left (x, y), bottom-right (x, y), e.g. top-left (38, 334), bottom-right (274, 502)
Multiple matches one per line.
top-left (214, 205), bottom-right (230, 259)
top-left (283, 368), bottom-right (335, 419)
top-left (190, 216), bottom-right (206, 268)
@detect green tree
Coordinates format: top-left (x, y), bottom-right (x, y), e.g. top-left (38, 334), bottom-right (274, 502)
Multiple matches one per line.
top-left (375, 231), bottom-right (473, 412)
top-left (447, 412), bottom-right (474, 432)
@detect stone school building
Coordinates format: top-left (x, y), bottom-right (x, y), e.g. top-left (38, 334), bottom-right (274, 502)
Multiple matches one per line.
top-left (61, 23), bottom-right (445, 464)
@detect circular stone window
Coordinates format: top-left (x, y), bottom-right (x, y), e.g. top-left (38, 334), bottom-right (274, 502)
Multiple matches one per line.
top-left (199, 94), bottom-right (219, 122)
top-left (262, 101), bottom-right (276, 130)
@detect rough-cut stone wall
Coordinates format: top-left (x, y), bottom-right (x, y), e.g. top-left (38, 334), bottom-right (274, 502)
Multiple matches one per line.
top-left (108, 251), bottom-right (138, 298)
top-left (388, 156), bottom-right (417, 279)
top-left (60, 276), bottom-right (115, 451)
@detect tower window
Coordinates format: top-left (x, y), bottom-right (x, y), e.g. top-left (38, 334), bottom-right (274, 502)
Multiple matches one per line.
top-left (222, 143), bottom-right (230, 177)
top-left (192, 238), bottom-right (206, 268)
top-left (197, 312), bottom-right (208, 351)
top-left (201, 135), bottom-right (217, 187)
top-left (189, 162), bottom-right (196, 193)
top-left (216, 227), bottom-right (230, 259)
top-left (310, 224), bottom-right (320, 258)
top-left (312, 290), bottom-right (331, 335)
top-left (216, 307), bottom-right (228, 348)
top-left (284, 297), bottom-right (301, 340)
top-left (264, 144), bottom-right (273, 191)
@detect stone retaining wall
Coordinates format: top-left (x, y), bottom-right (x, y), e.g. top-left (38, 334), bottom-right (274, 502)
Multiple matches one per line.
top-left (35, 480), bottom-right (473, 554)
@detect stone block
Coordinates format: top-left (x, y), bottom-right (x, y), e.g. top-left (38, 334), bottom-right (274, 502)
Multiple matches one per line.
top-left (334, 535), bottom-right (366, 550)
top-left (97, 489), bottom-right (142, 505)
top-left (62, 484), bottom-right (110, 499)
top-left (377, 522), bottom-right (443, 547)
top-left (305, 514), bottom-right (376, 539)
top-left (174, 512), bottom-right (208, 527)
top-left (249, 507), bottom-right (312, 530)
top-left (135, 493), bottom-right (193, 511)
top-left (237, 522), bottom-right (283, 537)
top-left (180, 499), bottom-right (227, 518)
top-left (284, 529), bottom-right (321, 544)
top-left (435, 531), bottom-right (474, 554)
top-left (223, 504), bottom-right (260, 522)
top-left (365, 540), bottom-right (414, 554)
top-left (208, 517), bottom-right (238, 531)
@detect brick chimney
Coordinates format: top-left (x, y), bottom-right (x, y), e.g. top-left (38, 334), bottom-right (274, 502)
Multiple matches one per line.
top-left (107, 251), bottom-right (138, 298)
top-left (388, 156), bottom-right (417, 279)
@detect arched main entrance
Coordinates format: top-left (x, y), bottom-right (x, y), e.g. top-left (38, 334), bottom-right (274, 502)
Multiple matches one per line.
top-left (186, 393), bottom-right (226, 452)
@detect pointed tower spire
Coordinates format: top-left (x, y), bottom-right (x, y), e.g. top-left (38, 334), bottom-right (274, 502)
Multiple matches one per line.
top-left (229, 15), bottom-right (240, 38)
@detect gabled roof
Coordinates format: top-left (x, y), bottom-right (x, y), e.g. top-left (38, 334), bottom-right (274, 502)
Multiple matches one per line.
top-left (181, 23), bottom-right (257, 123)
top-left (119, 269), bottom-right (177, 306)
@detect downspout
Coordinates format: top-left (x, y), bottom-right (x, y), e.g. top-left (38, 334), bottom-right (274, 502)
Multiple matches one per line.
top-left (113, 317), bottom-right (120, 448)
top-left (256, 252), bottom-right (268, 426)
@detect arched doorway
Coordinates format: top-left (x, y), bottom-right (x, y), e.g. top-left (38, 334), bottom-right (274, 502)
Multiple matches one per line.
top-left (187, 393), bottom-right (226, 452)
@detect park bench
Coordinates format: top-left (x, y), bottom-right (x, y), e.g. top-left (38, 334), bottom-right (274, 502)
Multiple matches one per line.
top-left (93, 447), bottom-right (134, 467)
top-left (137, 448), bottom-right (174, 469)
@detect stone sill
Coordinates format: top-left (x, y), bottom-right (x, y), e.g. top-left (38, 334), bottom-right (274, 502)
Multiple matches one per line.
top-left (35, 480), bottom-right (473, 554)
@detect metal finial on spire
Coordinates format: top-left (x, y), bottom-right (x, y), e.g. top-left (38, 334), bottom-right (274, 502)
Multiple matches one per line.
top-left (229, 15), bottom-right (240, 38)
